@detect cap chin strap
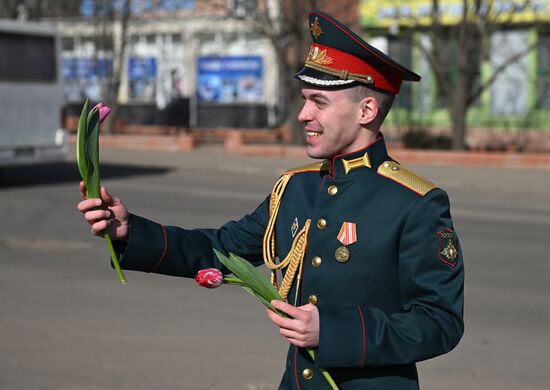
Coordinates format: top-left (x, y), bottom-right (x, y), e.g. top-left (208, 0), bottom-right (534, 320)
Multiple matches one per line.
top-left (298, 74), bottom-right (355, 86)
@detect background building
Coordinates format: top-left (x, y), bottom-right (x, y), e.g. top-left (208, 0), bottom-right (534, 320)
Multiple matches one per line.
top-left (58, 0), bottom-right (281, 130)
top-left (359, 0), bottom-right (550, 150)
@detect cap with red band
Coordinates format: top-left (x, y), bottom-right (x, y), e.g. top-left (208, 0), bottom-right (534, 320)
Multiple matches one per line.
top-left (295, 11), bottom-right (421, 94)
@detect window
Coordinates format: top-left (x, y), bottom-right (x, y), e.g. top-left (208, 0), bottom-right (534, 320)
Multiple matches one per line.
top-left (434, 31), bottom-right (482, 108)
top-left (490, 29), bottom-right (528, 116)
top-left (0, 32), bottom-right (56, 81)
top-left (537, 32), bottom-right (550, 109)
top-left (232, 0), bottom-right (257, 16)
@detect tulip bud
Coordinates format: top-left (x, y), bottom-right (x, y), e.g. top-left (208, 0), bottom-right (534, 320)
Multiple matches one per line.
top-left (93, 102), bottom-right (112, 124)
top-left (195, 268), bottom-right (224, 289)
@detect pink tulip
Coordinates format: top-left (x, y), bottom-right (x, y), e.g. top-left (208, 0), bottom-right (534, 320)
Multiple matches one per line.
top-left (93, 102), bottom-right (112, 123)
top-left (195, 268), bottom-right (224, 289)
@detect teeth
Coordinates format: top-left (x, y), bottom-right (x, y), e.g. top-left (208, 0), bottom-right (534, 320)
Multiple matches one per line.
top-left (307, 131), bottom-right (321, 137)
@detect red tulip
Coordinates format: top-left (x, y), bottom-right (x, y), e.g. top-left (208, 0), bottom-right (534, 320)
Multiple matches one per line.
top-left (195, 268), bottom-right (224, 289)
top-left (92, 102), bottom-right (112, 123)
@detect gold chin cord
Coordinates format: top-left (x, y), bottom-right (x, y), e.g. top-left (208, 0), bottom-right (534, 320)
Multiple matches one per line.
top-left (263, 173), bottom-right (311, 301)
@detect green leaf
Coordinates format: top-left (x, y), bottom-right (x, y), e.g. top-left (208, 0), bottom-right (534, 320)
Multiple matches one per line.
top-left (84, 109), bottom-right (101, 198)
top-left (229, 252), bottom-right (282, 301)
top-left (241, 286), bottom-right (288, 317)
top-left (76, 99), bottom-right (89, 184)
top-left (214, 249), bottom-right (282, 305)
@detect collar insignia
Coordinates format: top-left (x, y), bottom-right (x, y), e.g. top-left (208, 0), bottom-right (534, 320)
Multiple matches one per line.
top-left (342, 152), bottom-right (372, 174)
top-left (310, 17), bottom-right (323, 39)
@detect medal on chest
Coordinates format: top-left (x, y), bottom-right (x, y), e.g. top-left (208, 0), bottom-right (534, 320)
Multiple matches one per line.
top-left (335, 222), bottom-right (356, 263)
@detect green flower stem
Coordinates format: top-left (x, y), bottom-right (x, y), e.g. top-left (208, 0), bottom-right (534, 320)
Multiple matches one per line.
top-left (104, 232), bottom-right (126, 285)
top-left (307, 349), bottom-right (339, 390)
top-left (223, 276), bottom-right (245, 285)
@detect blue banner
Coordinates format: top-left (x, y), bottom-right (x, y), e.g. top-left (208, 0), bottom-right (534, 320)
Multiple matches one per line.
top-left (197, 56), bottom-right (263, 103)
top-left (128, 57), bottom-right (157, 100)
top-left (62, 58), bottom-right (113, 80)
top-left (80, 0), bottom-right (195, 17)
top-left (128, 57), bottom-right (157, 80)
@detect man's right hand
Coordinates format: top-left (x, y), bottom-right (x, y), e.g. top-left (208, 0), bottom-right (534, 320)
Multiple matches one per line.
top-left (77, 181), bottom-right (130, 242)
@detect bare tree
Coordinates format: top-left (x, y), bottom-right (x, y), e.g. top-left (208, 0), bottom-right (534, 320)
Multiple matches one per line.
top-left (224, 0), bottom-right (359, 144)
top-left (417, 0), bottom-right (538, 149)
top-left (92, 0), bottom-right (132, 134)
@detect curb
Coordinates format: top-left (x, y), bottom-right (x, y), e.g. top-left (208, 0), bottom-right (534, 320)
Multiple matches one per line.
top-left (69, 134), bottom-right (550, 170)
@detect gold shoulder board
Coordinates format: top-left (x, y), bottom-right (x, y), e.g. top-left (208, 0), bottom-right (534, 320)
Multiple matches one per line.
top-left (284, 161), bottom-right (326, 174)
top-left (377, 161), bottom-right (437, 196)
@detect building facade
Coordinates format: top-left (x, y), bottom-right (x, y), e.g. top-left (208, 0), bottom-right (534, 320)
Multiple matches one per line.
top-left (58, 0), bottom-right (281, 129)
top-left (359, 0), bottom-right (550, 150)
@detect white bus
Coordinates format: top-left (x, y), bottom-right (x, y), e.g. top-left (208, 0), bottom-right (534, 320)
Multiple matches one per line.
top-left (0, 19), bottom-right (67, 168)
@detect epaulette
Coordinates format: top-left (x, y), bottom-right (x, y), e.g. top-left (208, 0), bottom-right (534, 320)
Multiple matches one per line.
top-left (377, 160), bottom-right (437, 196)
top-left (284, 161), bottom-right (327, 175)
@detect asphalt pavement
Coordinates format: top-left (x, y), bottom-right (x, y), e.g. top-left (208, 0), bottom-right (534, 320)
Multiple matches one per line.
top-left (1, 146), bottom-right (549, 390)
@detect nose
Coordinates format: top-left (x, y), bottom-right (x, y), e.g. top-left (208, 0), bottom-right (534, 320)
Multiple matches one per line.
top-left (297, 101), bottom-right (312, 123)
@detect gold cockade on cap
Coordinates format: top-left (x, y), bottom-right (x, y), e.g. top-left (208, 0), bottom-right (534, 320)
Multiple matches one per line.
top-left (310, 16), bottom-right (323, 39)
top-left (307, 46), bottom-right (333, 66)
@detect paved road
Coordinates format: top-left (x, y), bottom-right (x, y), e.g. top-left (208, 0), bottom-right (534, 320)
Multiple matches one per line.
top-left (1, 147), bottom-right (549, 390)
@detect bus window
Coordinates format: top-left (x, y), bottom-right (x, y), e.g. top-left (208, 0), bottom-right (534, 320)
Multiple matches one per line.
top-left (0, 32), bottom-right (57, 82)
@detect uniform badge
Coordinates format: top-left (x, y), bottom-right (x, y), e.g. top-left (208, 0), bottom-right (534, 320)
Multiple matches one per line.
top-left (291, 217), bottom-right (299, 238)
top-left (335, 222), bottom-right (356, 263)
top-left (310, 16), bottom-right (323, 39)
top-left (335, 246), bottom-right (350, 263)
top-left (337, 222), bottom-right (357, 245)
top-left (437, 227), bottom-right (459, 267)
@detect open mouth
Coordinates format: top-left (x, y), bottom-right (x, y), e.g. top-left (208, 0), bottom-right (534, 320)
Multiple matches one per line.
top-left (306, 128), bottom-right (322, 138)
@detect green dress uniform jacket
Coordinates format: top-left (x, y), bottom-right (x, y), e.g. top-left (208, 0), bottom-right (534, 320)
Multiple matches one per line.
top-left (115, 135), bottom-right (464, 390)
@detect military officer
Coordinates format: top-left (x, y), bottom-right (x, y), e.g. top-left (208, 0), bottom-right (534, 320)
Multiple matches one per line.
top-left (78, 11), bottom-right (464, 390)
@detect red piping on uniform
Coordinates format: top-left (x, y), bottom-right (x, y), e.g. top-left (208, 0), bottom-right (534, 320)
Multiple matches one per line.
top-left (294, 346), bottom-right (301, 390)
top-left (327, 134), bottom-right (382, 178)
top-left (331, 134), bottom-right (382, 162)
top-left (357, 306), bottom-right (366, 368)
top-left (149, 224), bottom-right (168, 272)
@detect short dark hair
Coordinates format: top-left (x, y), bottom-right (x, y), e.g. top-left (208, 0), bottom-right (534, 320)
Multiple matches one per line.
top-left (344, 85), bottom-right (395, 126)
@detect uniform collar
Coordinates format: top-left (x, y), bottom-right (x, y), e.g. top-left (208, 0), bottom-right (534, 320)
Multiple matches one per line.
top-left (326, 134), bottom-right (389, 178)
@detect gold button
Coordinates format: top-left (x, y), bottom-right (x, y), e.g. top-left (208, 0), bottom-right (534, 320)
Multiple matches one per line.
top-left (335, 246), bottom-right (350, 263)
top-left (328, 185), bottom-right (338, 196)
top-left (317, 218), bottom-right (327, 229)
top-left (312, 256), bottom-right (322, 267)
top-left (308, 294), bottom-right (318, 305)
top-left (302, 368), bottom-right (313, 380)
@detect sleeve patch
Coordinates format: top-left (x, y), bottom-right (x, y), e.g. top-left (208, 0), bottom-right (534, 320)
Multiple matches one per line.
top-left (437, 227), bottom-right (459, 267)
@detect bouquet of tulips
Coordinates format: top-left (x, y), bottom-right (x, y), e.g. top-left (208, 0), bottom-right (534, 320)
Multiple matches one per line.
top-left (196, 250), bottom-right (338, 389)
top-left (76, 101), bottom-right (126, 284)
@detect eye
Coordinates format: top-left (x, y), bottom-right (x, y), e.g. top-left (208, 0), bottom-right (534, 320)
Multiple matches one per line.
top-left (314, 99), bottom-right (327, 109)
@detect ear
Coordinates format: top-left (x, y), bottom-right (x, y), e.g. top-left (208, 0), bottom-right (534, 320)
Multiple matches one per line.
top-left (358, 96), bottom-right (379, 125)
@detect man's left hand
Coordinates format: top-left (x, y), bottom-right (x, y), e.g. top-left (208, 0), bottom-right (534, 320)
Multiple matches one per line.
top-left (267, 300), bottom-right (319, 348)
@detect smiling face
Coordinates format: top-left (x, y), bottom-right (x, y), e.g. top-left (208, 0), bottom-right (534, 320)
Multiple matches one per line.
top-left (298, 87), bottom-right (378, 159)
